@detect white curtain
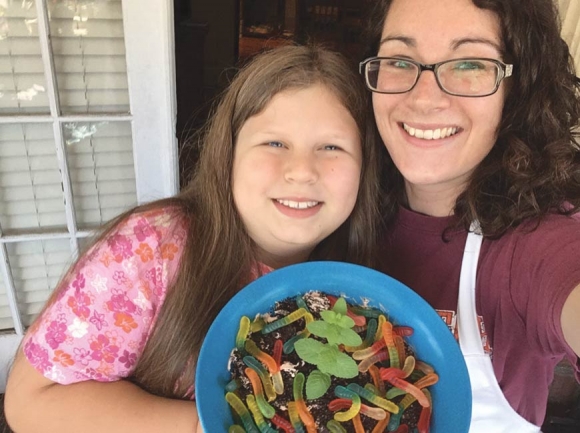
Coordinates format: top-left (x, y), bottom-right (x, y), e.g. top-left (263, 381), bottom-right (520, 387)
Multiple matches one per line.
top-left (558, 0), bottom-right (580, 71)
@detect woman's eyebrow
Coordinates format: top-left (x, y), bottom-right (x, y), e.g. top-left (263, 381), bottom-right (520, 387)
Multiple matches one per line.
top-left (379, 35), bottom-right (502, 53)
top-left (451, 37), bottom-right (502, 52)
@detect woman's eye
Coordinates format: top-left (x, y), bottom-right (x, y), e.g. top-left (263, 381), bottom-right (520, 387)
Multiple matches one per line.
top-left (385, 59), bottom-right (414, 69)
top-left (267, 141), bottom-right (284, 148)
top-left (453, 60), bottom-right (485, 71)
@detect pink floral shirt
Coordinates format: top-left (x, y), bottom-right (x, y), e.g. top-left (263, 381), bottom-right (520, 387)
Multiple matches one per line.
top-left (23, 208), bottom-right (187, 384)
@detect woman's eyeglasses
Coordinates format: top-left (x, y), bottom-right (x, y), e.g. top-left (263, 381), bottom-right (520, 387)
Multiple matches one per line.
top-left (359, 57), bottom-right (513, 97)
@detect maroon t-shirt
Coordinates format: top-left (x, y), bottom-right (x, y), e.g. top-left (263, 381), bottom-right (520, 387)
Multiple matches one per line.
top-left (379, 206), bottom-right (580, 425)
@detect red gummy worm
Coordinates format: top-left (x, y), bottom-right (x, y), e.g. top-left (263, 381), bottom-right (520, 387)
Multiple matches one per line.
top-left (273, 339), bottom-right (283, 369)
top-left (271, 413), bottom-right (295, 433)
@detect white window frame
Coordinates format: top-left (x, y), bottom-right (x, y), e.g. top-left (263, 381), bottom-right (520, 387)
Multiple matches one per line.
top-left (0, 0), bottom-right (178, 392)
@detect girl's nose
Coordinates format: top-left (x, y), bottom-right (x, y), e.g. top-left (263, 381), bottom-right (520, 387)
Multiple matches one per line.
top-left (284, 153), bottom-right (319, 184)
top-left (407, 70), bottom-right (451, 112)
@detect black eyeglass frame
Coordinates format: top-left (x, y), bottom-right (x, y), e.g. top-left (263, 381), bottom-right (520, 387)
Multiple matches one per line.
top-left (359, 56), bottom-right (514, 98)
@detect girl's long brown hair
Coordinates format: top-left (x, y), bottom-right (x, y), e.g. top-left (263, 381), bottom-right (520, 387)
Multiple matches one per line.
top-left (40, 45), bottom-right (383, 398)
top-left (365, 0), bottom-right (580, 237)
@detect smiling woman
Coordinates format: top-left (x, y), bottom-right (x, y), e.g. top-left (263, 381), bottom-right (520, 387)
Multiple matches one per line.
top-left (364, 0), bottom-right (580, 431)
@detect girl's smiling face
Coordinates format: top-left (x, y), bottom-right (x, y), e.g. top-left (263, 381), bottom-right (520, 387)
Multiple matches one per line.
top-left (232, 84), bottom-right (362, 268)
top-left (372, 0), bottom-right (507, 216)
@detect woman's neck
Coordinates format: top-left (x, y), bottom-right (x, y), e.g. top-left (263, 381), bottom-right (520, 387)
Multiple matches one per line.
top-left (404, 182), bottom-right (465, 217)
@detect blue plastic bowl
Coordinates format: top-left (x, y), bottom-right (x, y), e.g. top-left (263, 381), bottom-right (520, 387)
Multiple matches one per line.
top-left (195, 261), bottom-right (471, 432)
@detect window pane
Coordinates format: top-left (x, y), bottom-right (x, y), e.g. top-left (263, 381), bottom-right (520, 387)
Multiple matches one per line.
top-left (0, 0), bottom-right (50, 114)
top-left (49, 0), bottom-right (130, 114)
top-left (0, 123), bottom-right (68, 233)
top-left (65, 121), bottom-right (137, 229)
top-left (0, 275), bottom-right (14, 330)
top-left (8, 238), bottom-right (72, 327)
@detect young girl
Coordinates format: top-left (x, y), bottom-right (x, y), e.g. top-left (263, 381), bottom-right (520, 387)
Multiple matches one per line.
top-left (5, 45), bottom-right (383, 433)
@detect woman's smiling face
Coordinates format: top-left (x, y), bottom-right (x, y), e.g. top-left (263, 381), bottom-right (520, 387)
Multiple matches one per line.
top-left (372, 0), bottom-right (507, 215)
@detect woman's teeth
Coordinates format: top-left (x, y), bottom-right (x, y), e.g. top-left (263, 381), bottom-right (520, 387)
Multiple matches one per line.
top-left (403, 124), bottom-right (458, 140)
top-left (276, 200), bottom-right (319, 209)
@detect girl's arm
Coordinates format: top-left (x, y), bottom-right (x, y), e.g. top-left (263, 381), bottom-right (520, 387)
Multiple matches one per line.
top-left (5, 350), bottom-right (204, 433)
top-left (561, 284), bottom-right (580, 356)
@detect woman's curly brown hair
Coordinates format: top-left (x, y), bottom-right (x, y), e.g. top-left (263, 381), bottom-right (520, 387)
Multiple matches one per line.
top-left (365, 0), bottom-right (580, 238)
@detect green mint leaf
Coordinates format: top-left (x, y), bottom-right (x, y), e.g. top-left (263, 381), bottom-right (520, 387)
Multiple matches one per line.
top-left (320, 310), bottom-right (338, 324)
top-left (317, 346), bottom-right (359, 378)
top-left (339, 328), bottom-right (363, 346)
top-left (332, 297), bottom-right (348, 315)
top-left (336, 315), bottom-right (355, 329)
top-left (307, 320), bottom-right (331, 338)
top-left (305, 370), bottom-right (331, 400)
top-left (294, 338), bottom-right (326, 365)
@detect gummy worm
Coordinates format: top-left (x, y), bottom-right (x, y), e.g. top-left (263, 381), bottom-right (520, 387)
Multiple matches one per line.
top-left (245, 340), bottom-right (278, 374)
top-left (417, 389), bottom-right (432, 433)
top-left (262, 308), bottom-right (308, 334)
top-left (395, 335), bottom-right (405, 368)
top-left (382, 375), bottom-right (430, 408)
top-left (244, 367), bottom-right (276, 418)
top-left (393, 326), bottom-right (414, 337)
top-left (352, 338), bottom-right (386, 361)
top-left (382, 321), bottom-right (400, 369)
top-left (357, 349), bottom-right (389, 373)
top-left (368, 364), bottom-right (386, 396)
top-left (374, 315), bottom-right (387, 342)
top-left (346, 383), bottom-right (399, 413)
top-left (326, 420), bottom-right (347, 433)
top-left (293, 373), bottom-right (316, 432)
top-left (271, 414), bottom-right (295, 433)
top-left (333, 385), bottom-right (362, 421)
top-left (295, 295), bottom-right (310, 312)
top-left (402, 355), bottom-right (416, 378)
top-left (236, 316), bottom-right (251, 351)
top-left (413, 373), bottom-right (439, 389)
top-left (244, 356), bottom-right (277, 402)
top-left (328, 398), bottom-right (387, 421)
top-left (371, 412), bottom-right (390, 433)
top-left (246, 394), bottom-right (277, 433)
top-left (229, 425), bottom-right (246, 433)
top-left (352, 414), bottom-right (365, 433)
top-left (225, 392), bottom-right (259, 433)
top-left (287, 401), bottom-right (305, 433)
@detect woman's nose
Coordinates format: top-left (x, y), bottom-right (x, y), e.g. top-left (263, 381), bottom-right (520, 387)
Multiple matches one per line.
top-left (284, 152), bottom-right (319, 184)
top-left (407, 70), bottom-right (451, 112)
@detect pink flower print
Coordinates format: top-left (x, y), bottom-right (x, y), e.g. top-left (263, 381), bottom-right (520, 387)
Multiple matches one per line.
top-left (53, 350), bottom-right (74, 368)
top-left (45, 319), bottom-right (67, 350)
top-left (145, 266), bottom-right (162, 287)
top-left (72, 273), bottom-right (85, 290)
top-left (89, 309), bottom-right (108, 331)
top-left (107, 233), bottom-right (133, 262)
top-left (135, 243), bottom-right (154, 263)
top-left (23, 341), bottom-right (52, 373)
top-left (134, 217), bottom-right (156, 242)
top-left (118, 349), bottom-right (137, 369)
top-left (67, 290), bottom-right (92, 320)
top-left (90, 334), bottom-right (120, 363)
top-left (84, 367), bottom-right (104, 381)
top-left (73, 347), bottom-right (91, 366)
top-left (114, 312), bottom-right (138, 333)
top-left (106, 289), bottom-right (137, 315)
top-left (161, 243), bottom-right (178, 261)
top-left (113, 270), bottom-right (127, 285)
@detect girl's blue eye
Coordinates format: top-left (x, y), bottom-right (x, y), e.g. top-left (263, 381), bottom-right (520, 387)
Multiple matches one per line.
top-left (267, 141), bottom-right (283, 148)
top-left (324, 145), bottom-right (340, 151)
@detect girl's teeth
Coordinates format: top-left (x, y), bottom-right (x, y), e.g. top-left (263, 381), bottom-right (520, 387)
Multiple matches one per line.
top-left (277, 200), bottom-right (319, 209)
top-left (403, 124), bottom-right (458, 140)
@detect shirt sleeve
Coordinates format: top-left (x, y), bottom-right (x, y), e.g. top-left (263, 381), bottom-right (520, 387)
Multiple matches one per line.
top-left (22, 208), bottom-right (186, 384)
top-left (510, 215), bottom-right (580, 378)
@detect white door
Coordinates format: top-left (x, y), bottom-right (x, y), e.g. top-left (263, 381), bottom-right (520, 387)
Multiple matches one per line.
top-left (0, 0), bottom-right (178, 391)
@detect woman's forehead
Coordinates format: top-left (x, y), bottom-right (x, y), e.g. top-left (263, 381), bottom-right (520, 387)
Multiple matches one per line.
top-left (381, 0), bottom-right (501, 54)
